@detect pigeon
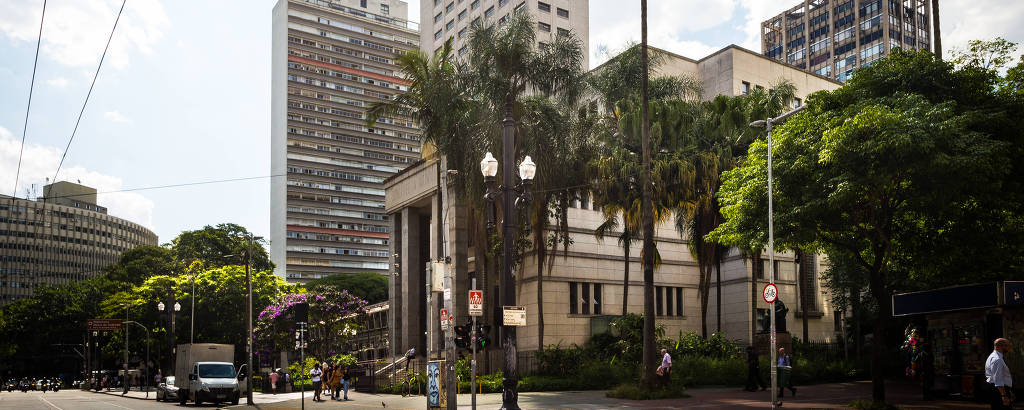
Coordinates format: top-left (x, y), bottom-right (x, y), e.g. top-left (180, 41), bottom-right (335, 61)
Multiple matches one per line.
top-left (382, 401), bottom-right (387, 407)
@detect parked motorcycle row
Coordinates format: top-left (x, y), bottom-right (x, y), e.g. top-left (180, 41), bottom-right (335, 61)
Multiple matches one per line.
top-left (3, 378), bottom-right (66, 393)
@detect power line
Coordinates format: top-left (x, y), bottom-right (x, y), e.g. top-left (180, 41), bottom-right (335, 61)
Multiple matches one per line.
top-left (52, 0), bottom-right (126, 183)
top-left (12, 0), bottom-right (47, 197)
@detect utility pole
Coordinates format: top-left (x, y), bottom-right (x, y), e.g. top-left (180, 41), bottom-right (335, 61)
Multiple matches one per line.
top-left (639, 0), bottom-right (658, 390)
top-left (245, 235), bottom-right (255, 405)
top-left (444, 266), bottom-right (456, 410)
top-left (123, 303), bottom-right (130, 395)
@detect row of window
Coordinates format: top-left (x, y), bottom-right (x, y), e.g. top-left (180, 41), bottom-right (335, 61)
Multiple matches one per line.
top-left (0, 230), bottom-right (128, 252)
top-left (285, 257), bottom-right (389, 270)
top-left (286, 230), bottom-right (388, 245)
top-left (287, 166), bottom-right (386, 184)
top-left (285, 191), bottom-right (384, 210)
top-left (287, 204), bottom-right (386, 221)
top-left (288, 125), bottom-right (418, 154)
top-left (287, 179), bottom-right (386, 196)
top-left (286, 217), bottom-right (389, 233)
top-left (287, 151), bottom-right (404, 173)
top-left (567, 282), bottom-right (684, 317)
top-left (287, 245), bottom-right (389, 257)
top-left (1, 205), bottom-right (151, 238)
top-left (288, 34), bottom-right (394, 70)
top-left (287, 59), bottom-right (406, 93)
top-left (292, 3), bottom-right (417, 46)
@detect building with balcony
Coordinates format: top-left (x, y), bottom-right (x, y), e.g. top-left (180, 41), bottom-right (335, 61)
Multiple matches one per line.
top-left (0, 181), bottom-right (158, 305)
top-left (271, 0), bottom-right (423, 282)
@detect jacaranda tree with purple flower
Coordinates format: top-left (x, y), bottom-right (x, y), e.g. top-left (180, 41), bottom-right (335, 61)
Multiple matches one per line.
top-left (254, 285), bottom-right (368, 362)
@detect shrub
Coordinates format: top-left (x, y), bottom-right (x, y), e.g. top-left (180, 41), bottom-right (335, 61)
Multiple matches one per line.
top-left (533, 343), bottom-right (585, 377)
top-left (666, 331), bottom-right (743, 359)
top-left (605, 383), bottom-right (689, 400)
top-left (674, 355), bottom-right (747, 386)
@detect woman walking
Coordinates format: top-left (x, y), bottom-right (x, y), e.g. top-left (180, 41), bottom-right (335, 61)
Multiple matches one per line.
top-left (777, 347), bottom-right (797, 405)
top-left (310, 363), bottom-right (324, 402)
top-left (341, 367), bottom-right (352, 400)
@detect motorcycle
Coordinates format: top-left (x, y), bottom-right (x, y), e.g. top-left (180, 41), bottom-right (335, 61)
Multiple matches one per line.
top-left (20, 381), bottom-right (28, 393)
top-left (51, 381), bottom-right (60, 392)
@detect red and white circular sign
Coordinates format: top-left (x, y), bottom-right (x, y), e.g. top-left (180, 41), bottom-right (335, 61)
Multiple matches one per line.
top-left (763, 283), bottom-right (778, 304)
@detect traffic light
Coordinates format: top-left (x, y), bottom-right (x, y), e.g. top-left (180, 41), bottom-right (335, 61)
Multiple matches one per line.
top-left (476, 325), bottom-right (491, 349)
top-left (454, 325), bottom-right (470, 348)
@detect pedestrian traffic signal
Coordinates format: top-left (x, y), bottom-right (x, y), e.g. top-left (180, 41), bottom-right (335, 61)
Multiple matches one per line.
top-left (454, 325), bottom-right (470, 348)
top-left (476, 325), bottom-right (491, 349)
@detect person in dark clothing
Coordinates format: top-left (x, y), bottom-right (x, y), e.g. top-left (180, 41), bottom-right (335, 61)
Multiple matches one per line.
top-left (745, 346), bottom-right (767, 392)
top-left (917, 342), bottom-right (935, 400)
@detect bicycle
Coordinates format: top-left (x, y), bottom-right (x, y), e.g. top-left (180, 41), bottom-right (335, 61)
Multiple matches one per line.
top-left (400, 371), bottom-right (421, 397)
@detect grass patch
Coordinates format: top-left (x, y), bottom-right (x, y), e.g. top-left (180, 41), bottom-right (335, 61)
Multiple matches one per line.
top-left (605, 383), bottom-right (689, 400)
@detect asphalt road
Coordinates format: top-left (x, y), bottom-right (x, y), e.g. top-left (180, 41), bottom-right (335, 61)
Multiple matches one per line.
top-left (0, 389), bottom-right (229, 410)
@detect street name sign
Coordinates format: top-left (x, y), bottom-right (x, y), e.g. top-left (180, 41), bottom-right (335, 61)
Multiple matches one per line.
top-left (468, 290), bottom-right (483, 317)
top-left (503, 306), bottom-right (526, 326)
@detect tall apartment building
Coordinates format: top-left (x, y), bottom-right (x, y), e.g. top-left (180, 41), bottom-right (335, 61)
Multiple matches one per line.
top-left (761, 0), bottom-right (938, 82)
top-left (271, 0), bottom-right (423, 282)
top-left (419, 0), bottom-right (589, 68)
top-left (0, 182), bottom-right (158, 305)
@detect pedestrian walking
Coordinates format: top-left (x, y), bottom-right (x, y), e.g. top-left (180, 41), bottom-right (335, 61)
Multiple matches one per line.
top-left (342, 367), bottom-right (352, 400)
top-left (985, 338), bottom-right (1014, 410)
top-left (404, 348), bottom-right (416, 373)
top-left (311, 363), bottom-right (324, 402)
top-left (776, 347), bottom-right (797, 404)
top-left (154, 370), bottom-right (162, 388)
top-left (745, 346), bottom-right (767, 392)
top-left (330, 364), bottom-right (344, 400)
top-left (269, 369), bottom-right (279, 394)
top-left (656, 348), bottom-right (672, 388)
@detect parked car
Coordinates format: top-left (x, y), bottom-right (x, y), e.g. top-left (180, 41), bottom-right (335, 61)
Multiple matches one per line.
top-left (156, 376), bottom-right (179, 402)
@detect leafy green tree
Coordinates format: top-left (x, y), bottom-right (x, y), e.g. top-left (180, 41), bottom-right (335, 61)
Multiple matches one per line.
top-left (711, 49), bottom-right (1019, 402)
top-left (304, 273), bottom-right (388, 304)
top-left (101, 245), bottom-right (176, 285)
top-left (170, 223), bottom-right (273, 272)
top-left (951, 37), bottom-right (1019, 71)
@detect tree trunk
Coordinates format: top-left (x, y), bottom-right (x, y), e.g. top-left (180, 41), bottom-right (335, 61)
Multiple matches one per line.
top-left (869, 268), bottom-right (890, 403)
top-left (639, 0), bottom-right (658, 390)
top-left (622, 244), bottom-right (630, 316)
top-left (931, 0), bottom-right (942, 59)
top-left (852, 288), bottom-right (862, 361)
top-left (535, 211), bottom-right (545, 351)
top-left (715, 251), bottom-right (722, 333)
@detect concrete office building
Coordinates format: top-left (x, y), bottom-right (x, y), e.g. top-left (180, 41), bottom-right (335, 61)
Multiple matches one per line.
top-left (271, 0), bottom-right (423, 282)
top-left (419, 0), bottom-right (589, 68)
top-left (385, 44), bottom-right (844, 363)
top-left (0, 181), bottom-right (158, 305)
top-left (761, 0), bottom-right (938, 82)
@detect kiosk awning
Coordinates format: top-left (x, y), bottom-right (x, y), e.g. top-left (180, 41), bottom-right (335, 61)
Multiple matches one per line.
top-left (892, 282), bottom-right (1000, 316)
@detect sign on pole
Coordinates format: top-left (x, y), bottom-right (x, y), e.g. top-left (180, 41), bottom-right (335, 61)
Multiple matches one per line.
top-left (430, 262), bottom-right (446, 292)
top-left (502, 306), bottom-right (526, 326)
top-left (763, 283), bottom-right (779, 304)
top-left (87, 319), bottom-right (122, 331)
top-left (439, 308), bottom-right (450, 330)
top-left (468, 291), bottom-right (483, 317)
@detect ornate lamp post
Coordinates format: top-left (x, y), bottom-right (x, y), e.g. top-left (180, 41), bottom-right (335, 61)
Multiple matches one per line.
top-left (480, 140), bottom-right (536, 410)
top-left (157, 300), bottom-right (181, 376)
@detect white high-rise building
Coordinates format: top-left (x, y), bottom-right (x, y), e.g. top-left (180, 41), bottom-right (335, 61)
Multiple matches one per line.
top-left (419, 0), bottom-right (590, 68)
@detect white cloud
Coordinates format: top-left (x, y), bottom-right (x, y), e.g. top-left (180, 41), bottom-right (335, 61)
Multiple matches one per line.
top-left (590, 0), bottom-right (735, 68)
top-left (0, 124), bottom-right (154, 229)
top-left (937, 0), bottom-right (1024, 62)
top-left (737, 0), bottom-right (799, 51)
top-left (0, 0), bottom-right (170, 69)
top-left (103, 110), bottom-right (130, 124)
top-left (46, 77), bottom-right (69, 87)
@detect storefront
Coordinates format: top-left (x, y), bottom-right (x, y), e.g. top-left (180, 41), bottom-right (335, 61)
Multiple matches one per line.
top-left (893, 281), bottom-right (1024, 398)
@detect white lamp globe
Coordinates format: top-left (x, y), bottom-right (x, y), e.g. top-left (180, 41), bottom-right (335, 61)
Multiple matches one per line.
top-left (480, 152), bottom-right (499, 177)
top-left (519, 156), bottom-right (537, 181)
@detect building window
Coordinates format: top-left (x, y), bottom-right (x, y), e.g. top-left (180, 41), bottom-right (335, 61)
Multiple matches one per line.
top-left (556, 7), bottom-right (569, 18)
top-left (538, 41), bottom-right (548, 50)
top-left (757, 308), bottom-right (770, 333)
top-left (458, 27), bottom-right (468, 38)
top-left (581, 282), bottom-right (590, 315)
top-left (557, 27), bottom-right (569, 36)
top-left (568, 281), bottom-right (578, 314)
top-left (471, 0), bottom-right (479, 9)
top-left (514, 1), bottom-right (526, 13)
top-left (434, 29), bottom-right (442, 40)
top-left (538, 1), bottom-right (550, 12)
top-left (360, 0), bottom-right (366, 7)
top-left (742, 81), bottom-right (751, 95)
top-left (485, 6), bottom-right (494, 17)
top-left (458, 9), bottom-right (467, 20)
top-left (498, 14), bottom-right (508, 25)
top-left (665, 286), bottom-right (673, 317)
top-left (538, 22), bottom-right (550, 32)
top-left (434, 12), bottom-right (443, 23)
top-left (676, 288), bottom-right (683, 316)
top-left (447, 19), bottom-right (455, 30)
top-left (656, 286), bottom-right (663, 316)
top-left (446, 2), bottom-right (455, 13)
top-left (794, 97), bottom-right (802, 107)
top-left (594, 283), bottom-right (602, 315)
top-left (380, 4), bottom-right (388, 14)
top-left (499, 0), bottom-right (509, 7)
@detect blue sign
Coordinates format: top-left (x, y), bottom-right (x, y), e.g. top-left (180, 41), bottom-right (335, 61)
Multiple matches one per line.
top-left (427, 361), bottom-right (440, 407)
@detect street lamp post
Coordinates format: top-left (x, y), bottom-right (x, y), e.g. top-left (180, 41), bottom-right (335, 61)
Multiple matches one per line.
top-left (123, 303), bottom-right (130, 395)
top-left (480, 107), bottom-right (537, 410)
top-left (244, 234), bottom-right (261, 406)
top-left (750, 104), bottom-right (805, 409)
top-left (157, 300), bottom-right (181, 377)
top-left (124, 321), bottom-right (150, 398)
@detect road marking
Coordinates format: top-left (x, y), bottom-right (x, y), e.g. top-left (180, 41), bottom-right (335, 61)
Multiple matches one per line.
top-left (100, 399), bottom-right (135, 410)
top-left (37, 395), bottom-right (64, 410)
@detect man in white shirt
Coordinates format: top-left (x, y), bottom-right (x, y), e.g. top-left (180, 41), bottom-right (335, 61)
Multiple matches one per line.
top-left (986, 338), bottom-right (1015, 410)
top-left (659, 348), bottom-right (672, 387)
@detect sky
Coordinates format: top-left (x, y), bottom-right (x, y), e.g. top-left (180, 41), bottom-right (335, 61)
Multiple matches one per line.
top-left (1, 0), bottom-right (1022, 246)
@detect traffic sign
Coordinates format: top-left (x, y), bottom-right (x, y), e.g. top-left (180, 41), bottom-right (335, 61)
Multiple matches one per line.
top-left (503, 306), bottom-right (526, 326)
top-left (763, 283), bottom-right (778, 304)
top-left (468, 290), bottom-right (483, 317)
top-left (88, 319), bottom-right (122, 331)
top-left (440, 308), bottom-right (450, 330)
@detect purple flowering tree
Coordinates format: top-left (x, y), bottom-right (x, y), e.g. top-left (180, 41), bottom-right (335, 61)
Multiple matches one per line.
top-left (254, 285), bottom-right (368, 362)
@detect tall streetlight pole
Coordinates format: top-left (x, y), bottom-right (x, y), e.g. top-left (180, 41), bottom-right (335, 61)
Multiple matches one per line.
top-left (481, 113), bottom-right (536, 410)
top-left (244, 234), bottom-right (261, 406)
top-left (750, 104), bottom-right (805, 409)
top-left (157, 300), bottom-right (180, 377)
top-left (123, 303), bottom-right (130, 395)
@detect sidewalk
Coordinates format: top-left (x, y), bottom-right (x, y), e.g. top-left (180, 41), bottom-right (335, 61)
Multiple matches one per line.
top-left (89, 387), bottom-right (307, 404)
